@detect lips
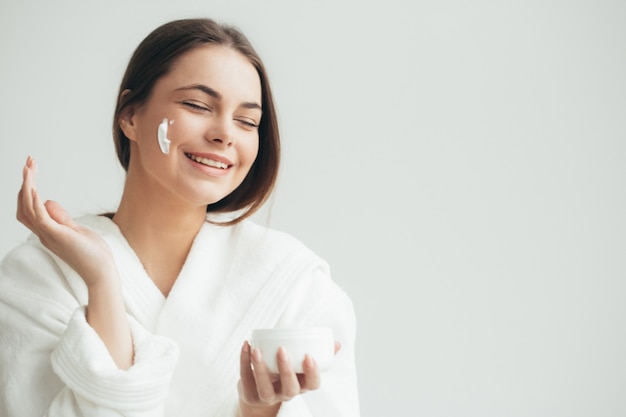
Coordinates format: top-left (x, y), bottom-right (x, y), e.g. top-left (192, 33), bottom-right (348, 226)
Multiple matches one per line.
top-left (185, 153), bottom-right (231, 169)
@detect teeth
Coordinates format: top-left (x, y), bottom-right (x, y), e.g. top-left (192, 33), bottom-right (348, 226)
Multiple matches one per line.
top-left (187, 154), bottom-right (228, 169)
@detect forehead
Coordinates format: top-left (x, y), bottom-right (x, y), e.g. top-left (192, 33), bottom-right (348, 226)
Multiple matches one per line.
top-left (159, 45), bottom-right (262, 102)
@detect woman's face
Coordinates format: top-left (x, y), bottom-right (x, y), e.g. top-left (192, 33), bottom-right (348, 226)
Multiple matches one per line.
top-left (121, 45), bottom-right (262, 209)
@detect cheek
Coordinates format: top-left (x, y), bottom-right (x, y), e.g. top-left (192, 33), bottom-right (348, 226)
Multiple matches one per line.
top-left (134, 115), bottom-right (173, 156)
top-left (242, 137), bottom-right (260, 168)
top-left (166, 114), bottom-right (205, 144)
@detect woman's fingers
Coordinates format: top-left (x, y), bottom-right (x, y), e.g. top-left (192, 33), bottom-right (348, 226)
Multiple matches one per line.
top-left (250, 348), bottom-right (277, 404)
top-left (299, 354), bottom-right (321, 392)
top-left (16, 188), bottom-right (27, 226)
top-left (31, 188), bottom-right (49, 222)
top-left (276, 347), bottom-right (300, 398)
top-left (45, 199), bottom-right (76, 228)
top-left (16, 157), bottom-right (73, 249)
top-left (18, 157), bottom-right (36, 223)
top-left (17, 156), bottom-right (47, 233)
top-left (31, 188), bottom-right (64, 241)
top-left (22, 156), bottom-right (36, 194)
top-left (239, 341), bottom-right (259, 402)
top-left (238, 343), bottom-right (328, 410)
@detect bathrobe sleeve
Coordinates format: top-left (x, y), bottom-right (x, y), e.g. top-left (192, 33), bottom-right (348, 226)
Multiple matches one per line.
top-left (0, 239), bottom-right (179, 417)
top-left (274, 265), bottom-right (360, 417)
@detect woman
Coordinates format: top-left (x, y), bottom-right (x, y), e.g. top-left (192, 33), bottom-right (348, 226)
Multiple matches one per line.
top-left (0, 18), bottom-right (359, 417)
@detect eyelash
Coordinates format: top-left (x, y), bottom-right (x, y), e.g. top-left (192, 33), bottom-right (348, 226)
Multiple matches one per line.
top-left (182, 101), bottom-right (210, 112)
top-left (182, 101), bottom-right (259, 129)
top-left (237, 119), bottom-right (259, 129)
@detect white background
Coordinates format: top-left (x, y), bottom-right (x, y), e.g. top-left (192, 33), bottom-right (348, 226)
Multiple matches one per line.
top-left (1, 1), bottom-right (625, 416)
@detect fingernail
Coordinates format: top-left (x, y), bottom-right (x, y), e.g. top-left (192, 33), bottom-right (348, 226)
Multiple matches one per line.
top-left (304, 354), bottom-right (315, 369)
top-left (251, 348), bottom-right (262, 364)
top-left (277, 346), bottom-right (289, 363)
top-left (242, 340), bottom-right (250, 353)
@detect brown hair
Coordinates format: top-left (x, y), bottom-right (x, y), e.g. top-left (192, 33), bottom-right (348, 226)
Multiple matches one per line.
top-left (113, 18), bottom-right (280, 224)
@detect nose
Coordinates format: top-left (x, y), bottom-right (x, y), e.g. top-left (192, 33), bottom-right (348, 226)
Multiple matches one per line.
top-left (205, 116), bottom-right (234, 147)
top-left (209, 136), bottom-right (232, 146)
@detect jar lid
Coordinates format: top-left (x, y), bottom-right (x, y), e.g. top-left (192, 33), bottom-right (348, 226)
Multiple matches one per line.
top-left (252, 327), bottom-right (333, 340)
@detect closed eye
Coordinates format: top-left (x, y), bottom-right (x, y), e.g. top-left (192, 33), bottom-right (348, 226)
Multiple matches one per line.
top-left (182, 101), bottom-right (211, 112)
top-left (236, 118), bottom-right (259, 129)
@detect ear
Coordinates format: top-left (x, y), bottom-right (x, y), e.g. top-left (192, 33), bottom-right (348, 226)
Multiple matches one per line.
top-left (118, 89), bottom-right (139, 142)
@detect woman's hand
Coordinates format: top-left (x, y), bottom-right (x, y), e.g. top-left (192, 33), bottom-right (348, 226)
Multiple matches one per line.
top-left (237, 340), bottom-right (341, 417)
top-left (17, 156), bottom-right (134, 369)
top-left (17, 156), bottom-right (117, 286)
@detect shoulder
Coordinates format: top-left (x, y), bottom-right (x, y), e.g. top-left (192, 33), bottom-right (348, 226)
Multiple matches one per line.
top-left (234, 220), bottom-right (307, 249)
top-left (0, 214), bottom-right (110, 296)
top-left (1, 234), bottom-right (56, 279)
top-left (0, 233), bottom-right (78, 313)
top-left (223, 219), bottom-right (326, 269)
top-left (233, 221), bottom-right (353, 309)
top-left (0, 214), bottom-right (113, 275)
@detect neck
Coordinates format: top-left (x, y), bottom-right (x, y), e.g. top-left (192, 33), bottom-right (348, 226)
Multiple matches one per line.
top-left (111, 174), bottom-right (208, 296)
top-left (113, 161), bottom-right (209, 245)
top-left (113, 185), bottom-right (207, 247)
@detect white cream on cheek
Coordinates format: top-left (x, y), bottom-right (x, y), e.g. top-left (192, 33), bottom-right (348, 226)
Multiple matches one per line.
top-left (157, 118), bottom-right (175, 154)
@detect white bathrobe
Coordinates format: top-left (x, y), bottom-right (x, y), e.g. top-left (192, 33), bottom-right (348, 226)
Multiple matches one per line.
top-left (0, 214), bottom-right (359, 417)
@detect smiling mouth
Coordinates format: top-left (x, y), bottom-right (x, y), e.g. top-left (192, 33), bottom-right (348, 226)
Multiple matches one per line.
top-left (185, 153), bottom-right (229, 169)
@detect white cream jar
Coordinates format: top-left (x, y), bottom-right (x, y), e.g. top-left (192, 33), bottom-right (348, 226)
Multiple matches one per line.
top-left (251, 327), bottom-right (335, 373)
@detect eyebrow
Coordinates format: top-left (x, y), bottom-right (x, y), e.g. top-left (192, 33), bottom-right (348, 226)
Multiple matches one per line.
top-left (175, 84), bottom-right (262, 111)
